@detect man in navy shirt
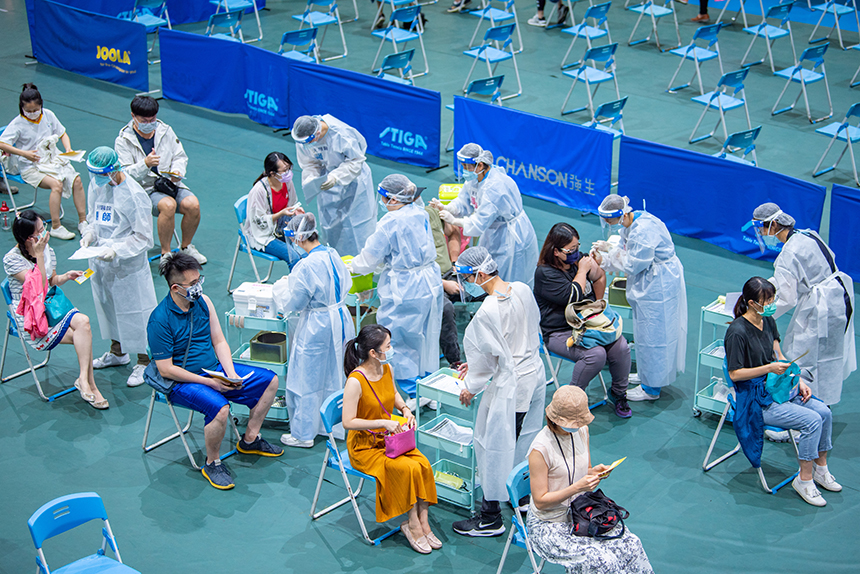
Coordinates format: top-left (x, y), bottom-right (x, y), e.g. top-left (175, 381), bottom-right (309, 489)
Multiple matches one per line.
top-left (147, 253), bottom-right (283, 489)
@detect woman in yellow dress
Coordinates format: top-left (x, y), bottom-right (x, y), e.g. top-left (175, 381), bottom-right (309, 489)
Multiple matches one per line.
top-left (342, 324), bottom-right (439, 554)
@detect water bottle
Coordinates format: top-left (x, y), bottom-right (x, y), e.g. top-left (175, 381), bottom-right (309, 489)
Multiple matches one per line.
top-left (0, 201), bottom-right (10, 231)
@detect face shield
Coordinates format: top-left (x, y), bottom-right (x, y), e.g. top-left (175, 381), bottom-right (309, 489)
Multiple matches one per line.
top-left (742, 219), bottom-right (782, 254)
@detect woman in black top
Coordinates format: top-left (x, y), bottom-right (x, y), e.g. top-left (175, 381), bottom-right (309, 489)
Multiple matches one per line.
top-left (724, 277), bottom-right (839, 507)
top-left (533, 223), bottom-right (632, 418)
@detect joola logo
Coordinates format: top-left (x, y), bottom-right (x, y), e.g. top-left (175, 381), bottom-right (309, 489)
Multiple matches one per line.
top-left (244, 89), bottom-right (279, 113)
top-left (96, 46), bottom-right (131, 65)
top-left (379, 127), bottom-right (427, 156)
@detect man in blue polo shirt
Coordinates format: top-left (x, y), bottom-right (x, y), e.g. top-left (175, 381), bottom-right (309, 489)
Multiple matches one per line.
top-left (147, 252), bottom-right (283, 490)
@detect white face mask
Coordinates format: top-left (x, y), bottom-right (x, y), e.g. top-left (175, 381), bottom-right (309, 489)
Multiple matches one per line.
top-left (377, 346), bottom-right (395, 365)
top-left (23, 109), bottom-right (42, 121)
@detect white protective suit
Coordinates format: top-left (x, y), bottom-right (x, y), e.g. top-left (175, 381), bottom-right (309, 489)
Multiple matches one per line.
top-left (445, 166), bottom-right (539, 288)
top-left (86, 175), bottom-right (157, 353)
top-left (601, 211), bottom-right (687, 388)
top-left (462, 282), bottom-right (546, 502)
top-left (273, 245), bottom-right (355, 440)
top-left (351, 201), bottom-right (443, 392)
top-left (115, 120), bottom-right (189, 194)
top-left (771, 229), bottom-right (856, 405)
top-left (294, 115), bottom-right (376, 256)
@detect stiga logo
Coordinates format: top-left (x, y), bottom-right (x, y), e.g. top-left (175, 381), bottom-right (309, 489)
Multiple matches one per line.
top-left (245, 89), bottom-right (279, 117)
top-left (379, 127), bottom-right (427, 157)
top-left (96, 46), bottom-right (135, 75)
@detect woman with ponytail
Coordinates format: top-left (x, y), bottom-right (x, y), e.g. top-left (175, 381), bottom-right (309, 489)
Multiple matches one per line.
top-left (342, 324), bottom-right (438, 554)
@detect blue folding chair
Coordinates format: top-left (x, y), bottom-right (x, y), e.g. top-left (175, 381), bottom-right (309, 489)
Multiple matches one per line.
top-left (703, 361), bottom-right (800, 494)
top-left (809, 0), bottom-right (860, 50)
top-left (211, 0), bottom-right (263, 42)
top-left (226, 195), bottom-right (279, 294)
top-left (468, 0), bottom-right (524, 54)
top-left (850, 45), bottom-right (860, 87)
top-left (376, 49), bottom-right (417, 85)
top-left (293, 0), bottom-right (348, 61)
top-left (561, 42), bottom-right (620, 119)
top-left (28, 492), bottom-right (140, 574)
top-left (812, 102), bottom-right (860, 185)
top-left (627, 0), bottom-right (680, 52)
top-left (279, 28), bottom-right (321, 63)
top-left (740, 1), bottom-right (797, 73)
top-left (310, 390), bottom-right (402, 546)
top-left (713, 126), bottom-right (762, 166)
top-left (120, 0), bottom-right (171, 65)
top-left (690, 68), bottom-right (752, 145)
top-left (540, 335), bottom-right (609, 409)
top-left (583, 96), bottom-right (627, 138)
top-left (371, 6), bottom-right (429, 79)
top-left (561, 1), bottom-right (613, 70)
top-left (445, 75), bottom-right (505, 151)
top-left (0, 279), bottom-right (76, 402)
top-left (772, 43), bottom-right (833, 124)
top-left (667, 23), bottom-right (725, 95)
top-left (370, 0), bottom-right (413, 31)
top-left (463, 24), bottom-right (522, 101)
top-left (1, 125), bottom-right (38, 215)
top-left (205, 8), bottom-right (245, 42)
top-left (715, 0), bottom-right (750, 28)
top-left (496, 462), bottom-right (554, 574)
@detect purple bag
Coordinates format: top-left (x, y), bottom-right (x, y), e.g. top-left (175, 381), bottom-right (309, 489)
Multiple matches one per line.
top-left (356, 370), bottom-right (416, 458)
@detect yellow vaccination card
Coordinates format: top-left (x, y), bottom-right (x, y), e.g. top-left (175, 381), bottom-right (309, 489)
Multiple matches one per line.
top-left (74, 269), bottom-right (95, 284)
top-left (598, 457), bottom-right (627, 478)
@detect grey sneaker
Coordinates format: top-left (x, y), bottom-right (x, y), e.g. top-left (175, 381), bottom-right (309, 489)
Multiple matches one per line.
top-left (202, 460), bottom-right (235, 490)
top-left (237, 435), bottom-right (284, 457)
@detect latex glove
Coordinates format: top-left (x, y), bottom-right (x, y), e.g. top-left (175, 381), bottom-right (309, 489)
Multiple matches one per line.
top-left (320, 175), bottom-right (337, 191)
top-left (429, 198), bottom-right (445, 211)
top-left (79, 230), bottom-right (97, 248)
top-left (439, 209), bottom-right (465, 228)
top-left (345, 262), bottom-right (354, 274)
top-left (592, 240), bottom-right (611, 252)
top-left (98, 248), bottom-right (117, 262)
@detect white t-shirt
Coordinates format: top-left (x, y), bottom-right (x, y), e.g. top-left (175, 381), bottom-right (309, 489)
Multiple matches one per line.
top-left (528, 425), bottom-right (590, 523)
top-left (0, 110), bottom-right (66, 171)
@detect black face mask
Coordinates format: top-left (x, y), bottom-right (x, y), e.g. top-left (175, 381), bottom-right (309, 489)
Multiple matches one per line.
top-left (565, 251), bottom-right (583, 265)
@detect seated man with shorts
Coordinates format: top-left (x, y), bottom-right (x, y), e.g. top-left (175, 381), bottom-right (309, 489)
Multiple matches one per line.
top-left (115, 95), bottom-right (207, 264)
top-left (147, 253), bottom-right (283, 490)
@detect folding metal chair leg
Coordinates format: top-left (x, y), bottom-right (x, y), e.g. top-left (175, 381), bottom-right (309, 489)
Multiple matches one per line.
top-left (813, 132), bottom-right (844, 177)
top-left (495, 525), bottom-right (516, 574)
top-left (717, 0), bottom-right (748, 28)
top-left (445, 125), bottom-right (455, 153)
top-left (703, 401), bottom-right (740, 470)
top-left (0, 318), bottom-right (51, 384)
top-left (851, 63), bottom-right (860, 87)
top-left (226, 236), bottom-right (242, 294)
top-left (772, 75), bottom-right (797, 116)
top-left (142, 390), bottom-right (197, 464)
top-left (561, 74), bottom-right (584, 115)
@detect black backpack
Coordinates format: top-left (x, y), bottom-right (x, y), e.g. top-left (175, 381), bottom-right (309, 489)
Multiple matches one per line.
top-left (568, 489), bottom-right (629, 539)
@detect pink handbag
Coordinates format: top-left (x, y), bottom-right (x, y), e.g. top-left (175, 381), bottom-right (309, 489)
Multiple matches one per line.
top-left (356, 370), bottom-right (416, 458)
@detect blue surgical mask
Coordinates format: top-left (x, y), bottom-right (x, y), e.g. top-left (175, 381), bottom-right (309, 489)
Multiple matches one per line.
top-left (462, 169), bottom-right (478, 182)
top-left (757, 301), bottom-right (777, 317)
top-left (91, 173), bottom-right (111, 187)
top-left (565, 251), bottom-right (583, 265)
top-left (464, 280), bottom-right (484, 298)
top-left (762, 234), bottom-right (780, 249)
top-left (378, 197), bottom-right (392, 211)
top-left (560, 426), bottom-right (579, 433)
top-left (136, 120), bottom-right (157, 134)
top-left (378, 346), bottom-right (395, 364)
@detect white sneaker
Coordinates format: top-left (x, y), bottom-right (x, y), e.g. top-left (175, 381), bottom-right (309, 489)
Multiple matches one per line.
top-left (765, 429), bottom-right (800, 443)
top-left (626, 385), bottom-right (659, 401)
top-left (127, 364), bottom-right (147, 387)
top-left (629, 372), bottom-right (641, 383)
top-left (418, 397), bottom-right (437, 409)
top-left (93, 352), bottom-right (130, 369)
top-left (49, 225), bottom-right (75, 240)
top-left (181, 244), bottom-right (208, 264)
top-left (813, 466), bottom-right (843, 492)
top-left (792, 476), bottom-right (826, 507)
top-left (280, 433), bottom-right (314, 448)
top-left (527, 14), bottom-right (547, 26)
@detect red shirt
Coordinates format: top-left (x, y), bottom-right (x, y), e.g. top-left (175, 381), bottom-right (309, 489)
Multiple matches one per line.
top-left (271, 182), bottom-right (290, 214)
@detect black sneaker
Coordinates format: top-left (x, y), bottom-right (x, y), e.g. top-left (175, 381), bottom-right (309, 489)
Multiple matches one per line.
top-left (452, 514), bottom-right (506, 537)
top-left (556, 4), bottom-right (569, 25)
top-left (237, 435), bottom-right (284, 457)
top-left (612, 393), bottom-right (633, 419)
top-left (202, 460), bottom-right (235, 490)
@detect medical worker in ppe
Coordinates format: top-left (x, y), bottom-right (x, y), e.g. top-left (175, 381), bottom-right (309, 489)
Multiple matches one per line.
top-left (349, 174), bottom-right (444, 399)
top-left (430, 143), bottom-right (538, 288)
top-left (748, 203), bottom-right (855, 406)
top-left (272, 214), bottom-right (355, 448)
top-left (291, 115), bottom-right (376, 256)
top-left (453, 247), bottom-right (546, 538)
top-left (81, 147), bottom-right (158, 388)
top-left (591, 195), bottom-right (687, 401)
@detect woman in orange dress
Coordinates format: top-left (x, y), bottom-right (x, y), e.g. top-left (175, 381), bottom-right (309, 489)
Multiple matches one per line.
top-left (342, 324), bottom-right (439, 554)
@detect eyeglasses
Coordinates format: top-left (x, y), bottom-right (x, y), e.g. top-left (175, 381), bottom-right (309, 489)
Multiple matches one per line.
top-left (174, 275), bottom-right (204, 288)
top-left (558, 245), bottom-right (580, 254)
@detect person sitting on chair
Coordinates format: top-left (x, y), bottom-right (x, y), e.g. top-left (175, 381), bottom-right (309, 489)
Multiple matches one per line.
top-left (146, 252), bottom-right (283, 490)
top-left (724, 276), bottom-right (841, 507)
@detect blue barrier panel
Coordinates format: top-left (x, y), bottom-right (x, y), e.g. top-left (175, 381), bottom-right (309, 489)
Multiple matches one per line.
top-left (244, 43), bottom-right (291, 128)
top-left (829, 184), bottom-right (860, 282)
top-left (160, 30), bottom-right (247, 116)
top-left (617, 136), bottom-right (827, 261)
top-left (55, 0), bottom-right (265, 25)
top-left (30, 0), bottom-right (149, 92)
top-left (287, 60), bottom-right (441, 169)
top-left (453, 97), bottom-right (613, 214)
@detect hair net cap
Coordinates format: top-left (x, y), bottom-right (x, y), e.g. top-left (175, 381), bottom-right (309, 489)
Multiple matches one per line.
top-left (597, 194), bottom-right (631, 218)
top-left (378, 174), bottom-right (424, 203)
top-left (456, 246), bottom-right (498, 275)
top-left (753, 202), bottom-right (796, 227)
top-left (456, 143), bottom-right (483, 164)
top-left (292, 115), bottom-right (321, 144)
top-left (285, 213), bottom-right (317, 242)
top-left (86, 146), bottom-right (120, 174)
top-left (476, 149), bottom-right (494, 166)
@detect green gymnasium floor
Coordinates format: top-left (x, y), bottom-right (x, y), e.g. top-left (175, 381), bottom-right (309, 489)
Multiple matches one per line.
top-left (1, 1), bottom-right (859, 572)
